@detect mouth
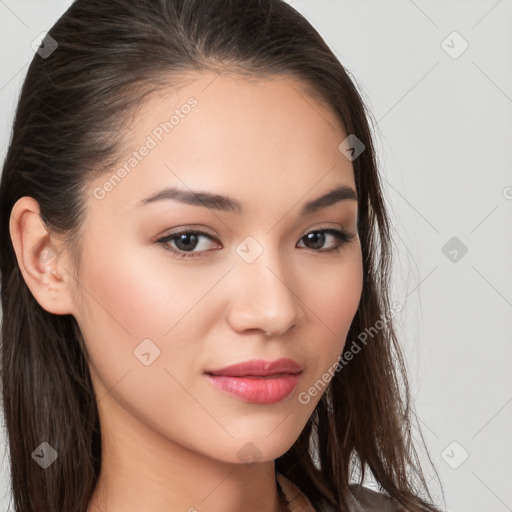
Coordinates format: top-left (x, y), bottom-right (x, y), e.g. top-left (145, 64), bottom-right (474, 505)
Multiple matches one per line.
top-left (203, 358), bottom-right (303, 404)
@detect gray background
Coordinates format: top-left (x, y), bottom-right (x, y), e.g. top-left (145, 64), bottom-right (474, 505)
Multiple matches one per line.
top-left (1, 1), bottom-right (511, 511)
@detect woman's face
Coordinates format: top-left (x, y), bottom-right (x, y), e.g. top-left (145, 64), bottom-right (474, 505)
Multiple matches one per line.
top-left (71, 72), bottom-right (363, 464)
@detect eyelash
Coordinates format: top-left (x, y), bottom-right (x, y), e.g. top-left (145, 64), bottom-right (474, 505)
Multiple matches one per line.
top-left (156, 227), bottom-right (357, 260)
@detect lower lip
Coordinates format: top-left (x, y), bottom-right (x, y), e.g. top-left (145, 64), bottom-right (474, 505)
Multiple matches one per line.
top-left (205, 373), bottom-right (301, 404)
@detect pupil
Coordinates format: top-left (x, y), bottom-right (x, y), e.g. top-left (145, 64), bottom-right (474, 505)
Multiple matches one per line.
top-left (176, 233), bottom-right (198, 251)
top-left (306, 232), bottom-right (324, 249)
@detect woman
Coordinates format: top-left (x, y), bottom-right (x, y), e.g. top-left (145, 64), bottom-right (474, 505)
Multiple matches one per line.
top-left (0, 1), bottom-right (444, 511)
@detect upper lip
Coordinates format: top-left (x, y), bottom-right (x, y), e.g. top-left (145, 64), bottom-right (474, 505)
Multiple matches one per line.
top-left (205, 358), bottom-right (303, 377)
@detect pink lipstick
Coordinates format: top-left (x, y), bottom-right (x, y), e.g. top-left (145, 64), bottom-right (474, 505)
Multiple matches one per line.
top-left (204, 358), bottom-right (302, 404)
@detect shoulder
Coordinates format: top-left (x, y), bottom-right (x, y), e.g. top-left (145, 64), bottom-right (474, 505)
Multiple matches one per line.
top-left (276, 471), bottom-right (403, 512)
top-left (347, 483), bottom-right (402, 512)
top-left (317, 484), bottom-right (402, 512)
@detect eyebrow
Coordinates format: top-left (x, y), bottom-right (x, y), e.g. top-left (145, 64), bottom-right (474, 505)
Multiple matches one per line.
top-left (136, 184), bottom-right (358, 216)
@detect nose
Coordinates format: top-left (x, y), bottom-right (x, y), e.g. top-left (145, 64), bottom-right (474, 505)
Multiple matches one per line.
top-left (226, 243), bottom-right (304, 337)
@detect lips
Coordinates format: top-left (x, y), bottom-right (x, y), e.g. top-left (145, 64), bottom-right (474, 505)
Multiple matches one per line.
top-left (205, 373), bottom-right (301, 404)
top-left (205, 358), bottom-right (303, 377)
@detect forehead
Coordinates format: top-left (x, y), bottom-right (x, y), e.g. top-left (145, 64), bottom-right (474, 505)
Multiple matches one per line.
top-left (87, 71), bottom-right (355, 219)
top-left (128, 70), bottom-right (347, 148)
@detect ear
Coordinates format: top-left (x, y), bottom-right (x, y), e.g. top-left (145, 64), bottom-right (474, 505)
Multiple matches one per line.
top-left (9, 196), bottom-right (76, 316)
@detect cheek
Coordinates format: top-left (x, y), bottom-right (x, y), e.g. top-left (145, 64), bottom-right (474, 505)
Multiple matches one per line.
top-left (297, 250), bottom-right (363, 380)
top-left (303, 249), bottom-right (363, 335)
top-left (79, 237), bottom-right (228, 331)
top-left (73, 238), bottom-right (228, 392)
top-left (73, 242), bottom-right (237, 454)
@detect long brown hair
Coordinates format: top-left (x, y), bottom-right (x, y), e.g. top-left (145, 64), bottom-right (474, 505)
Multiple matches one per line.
top-left (0, 1), bottom-right (444, 511)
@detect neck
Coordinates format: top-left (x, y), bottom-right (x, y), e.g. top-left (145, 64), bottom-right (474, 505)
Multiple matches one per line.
top-left (86, 395), bottom-right (284, 512)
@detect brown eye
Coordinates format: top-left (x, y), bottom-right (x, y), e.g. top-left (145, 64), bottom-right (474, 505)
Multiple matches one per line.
top-left (298, 229), bottom-right (356, 252)
top-left (157, 229), bottom-right (220, 259)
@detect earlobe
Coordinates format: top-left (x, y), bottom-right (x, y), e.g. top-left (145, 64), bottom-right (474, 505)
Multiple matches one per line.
top-left (9, 196), bottom-right (75, 316)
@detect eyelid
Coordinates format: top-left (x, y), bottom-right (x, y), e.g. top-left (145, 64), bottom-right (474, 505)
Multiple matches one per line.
top-left (156, 225), bottom-right (219, 241)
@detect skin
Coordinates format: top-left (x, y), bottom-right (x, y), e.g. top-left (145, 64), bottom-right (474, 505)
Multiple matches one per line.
top-left (10, 72), bottom-right (363, 512)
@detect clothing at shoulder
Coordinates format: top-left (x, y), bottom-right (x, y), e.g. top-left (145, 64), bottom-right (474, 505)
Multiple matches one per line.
top-left (318, 484), bottom-right (400, 512)
top-left (276, 471), bottom-right (401, 512)
top-left (347, 483), bottom-right (401, 512)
